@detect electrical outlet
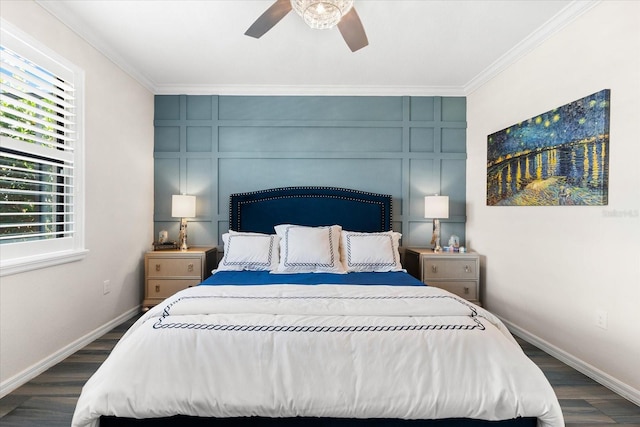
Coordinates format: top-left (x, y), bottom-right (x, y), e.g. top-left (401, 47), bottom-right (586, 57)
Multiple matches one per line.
top-left (595, 309), bottom-right (608, 329)
top-left (103, 279), bottom-right (111, 295)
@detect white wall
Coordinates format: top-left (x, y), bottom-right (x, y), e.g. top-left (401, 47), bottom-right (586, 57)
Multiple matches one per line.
top-left (467, 1), bottom-right (640, 403)
top-left (0, 1), bottom-right (154, 395)
top-left (1, 0), bottom-right (638, 405)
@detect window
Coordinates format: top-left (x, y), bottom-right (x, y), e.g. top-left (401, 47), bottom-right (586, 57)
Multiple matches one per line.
top-left (1, 20), bottom-right (86, 276)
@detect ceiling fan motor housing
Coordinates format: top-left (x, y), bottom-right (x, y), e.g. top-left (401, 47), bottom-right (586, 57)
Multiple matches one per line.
top-left (291, 0), bottom-right (354, 29)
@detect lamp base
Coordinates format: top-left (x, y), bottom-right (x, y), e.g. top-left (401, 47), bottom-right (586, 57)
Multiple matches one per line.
top-left (178, 218), bottom-right (189, 251)
top-left (431, 218), bottom-right (442, 253)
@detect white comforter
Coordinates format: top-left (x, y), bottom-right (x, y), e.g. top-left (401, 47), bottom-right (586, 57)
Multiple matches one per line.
top-left (72, 284), bottom-right (564, 427)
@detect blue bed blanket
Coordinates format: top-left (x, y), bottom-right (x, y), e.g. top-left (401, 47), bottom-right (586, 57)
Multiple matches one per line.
top-left (201, 271), bottom-right (425, 287)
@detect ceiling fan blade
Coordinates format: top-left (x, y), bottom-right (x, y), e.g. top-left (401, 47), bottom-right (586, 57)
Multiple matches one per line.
top-left (245, 0), bottom-right (293, 39)
top-left (337, 7), bottom-right (368, 52)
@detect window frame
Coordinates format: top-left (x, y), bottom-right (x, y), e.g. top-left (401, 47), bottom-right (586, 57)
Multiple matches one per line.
top-left (1, 19), bottom-right (87, 276)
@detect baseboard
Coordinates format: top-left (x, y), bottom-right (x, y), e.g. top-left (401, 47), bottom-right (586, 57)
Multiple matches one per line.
top-left (0, 306), bottom-right (141, 399)
top-left (501, 317), bottom-right (640, 406)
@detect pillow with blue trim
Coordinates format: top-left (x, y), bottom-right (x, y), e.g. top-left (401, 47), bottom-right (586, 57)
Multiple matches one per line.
top-left (273, 224), bottom-right (346, 274)
top-left (216, 231), bottom-right (280, 272)
top-left (340, 230), bottom-right (404, 272)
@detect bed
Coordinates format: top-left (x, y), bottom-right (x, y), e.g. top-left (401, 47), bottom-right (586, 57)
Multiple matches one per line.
top-left (72, 187), bottom-right (564, 427)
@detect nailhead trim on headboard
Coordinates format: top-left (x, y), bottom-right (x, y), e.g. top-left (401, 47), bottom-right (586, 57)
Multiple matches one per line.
top-left (229, 186), bottom-right (392, 233)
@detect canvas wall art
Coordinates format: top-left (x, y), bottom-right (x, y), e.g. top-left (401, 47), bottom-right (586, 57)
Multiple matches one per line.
top-left (487, 89), bottom-right (610, 206)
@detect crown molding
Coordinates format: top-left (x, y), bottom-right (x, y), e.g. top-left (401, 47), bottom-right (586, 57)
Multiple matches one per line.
top-left (464, 0), bottom-right (601, 95)
top-left (37, 0), bottom-right (600, 97)
top-left (35, 0), bottom-right (157, 93)
top-left (153, 84), bottom-right (467, 97)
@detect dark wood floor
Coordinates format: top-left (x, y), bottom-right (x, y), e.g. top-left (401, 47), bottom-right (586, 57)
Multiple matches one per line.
top-left (1, 313), bottom-right (639, 426)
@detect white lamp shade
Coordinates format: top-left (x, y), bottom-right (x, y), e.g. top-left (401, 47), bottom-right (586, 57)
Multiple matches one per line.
top-left (172, 195), bottom-right (196, 218)
top-left (424, 195), bottom-right (449, 219)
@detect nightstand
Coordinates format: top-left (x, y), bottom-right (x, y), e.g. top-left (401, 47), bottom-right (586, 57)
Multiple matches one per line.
top-left (143, 247), bottom-right (217, 309)
top-left (405, 248), bottom-right (481, 306)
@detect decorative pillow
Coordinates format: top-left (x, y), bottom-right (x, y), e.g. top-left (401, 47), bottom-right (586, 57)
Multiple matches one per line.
top-left (273, 224), bottom-right (346, 274)
top-left (216, 231), bottom-right (280, 272)
top-left (340, 230), bottom-right (404, 272)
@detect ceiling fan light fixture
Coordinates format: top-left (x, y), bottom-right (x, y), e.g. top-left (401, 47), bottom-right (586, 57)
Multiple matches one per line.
top-left (291, 0), bottom-right (354, 30)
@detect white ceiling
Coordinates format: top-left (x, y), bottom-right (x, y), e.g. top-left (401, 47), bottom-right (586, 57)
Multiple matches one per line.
top-left (37, 0), bottom-right (598, 96)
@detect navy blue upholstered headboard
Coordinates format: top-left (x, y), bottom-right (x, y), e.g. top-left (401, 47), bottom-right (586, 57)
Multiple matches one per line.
top-left (229, 187), bottom-right (392, 234)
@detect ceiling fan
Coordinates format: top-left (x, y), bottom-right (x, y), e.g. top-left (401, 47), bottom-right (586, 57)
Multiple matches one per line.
top-left (245, 0), bottom-right (368, 52)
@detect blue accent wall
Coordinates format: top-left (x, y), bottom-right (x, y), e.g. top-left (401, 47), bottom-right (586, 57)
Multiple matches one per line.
top-left (154, 95), bottom-right (467, 248)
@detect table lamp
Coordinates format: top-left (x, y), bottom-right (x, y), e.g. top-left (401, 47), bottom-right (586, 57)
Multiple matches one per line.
top-left (424, 195), bottom-right (449, 252)
top-left (172, 194), bottom-right (196, 251)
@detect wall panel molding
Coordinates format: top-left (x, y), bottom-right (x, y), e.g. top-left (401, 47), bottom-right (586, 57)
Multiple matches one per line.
top-left (154, 95), bottom-right (467, 248)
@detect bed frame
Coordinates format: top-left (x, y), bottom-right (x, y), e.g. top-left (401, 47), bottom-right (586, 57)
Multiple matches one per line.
top-left (101, 416), bottom-right (536, 426)
top-left (100, 187), bottom-right (536, 427)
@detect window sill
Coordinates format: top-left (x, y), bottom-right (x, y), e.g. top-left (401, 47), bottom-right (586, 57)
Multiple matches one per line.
top-left (0, 249), bottom-right (90, 277)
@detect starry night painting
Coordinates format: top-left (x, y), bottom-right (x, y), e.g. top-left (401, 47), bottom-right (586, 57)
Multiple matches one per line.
top-left (487, 89), bottom-right (610, 206)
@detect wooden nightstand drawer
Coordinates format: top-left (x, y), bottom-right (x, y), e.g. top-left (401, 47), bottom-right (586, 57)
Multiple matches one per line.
top-left (147, 257), bottom-right (201, 278)
top-left (405, 248), bottom-right (481, 305)
top-left (429, 281), bottom-right (478, 300)
top-left (147, 279), bottom-right (200, 298)
top-left (423, 258), bottom-right (477, 280)
top-left (143, 247), bottom-right (217, 309)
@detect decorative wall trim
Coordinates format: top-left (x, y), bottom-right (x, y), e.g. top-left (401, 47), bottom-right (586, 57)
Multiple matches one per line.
top-left (465, 1), bottom-right (600, 94)
top-left (501, 317), bottom-right (640, 406)
top-left (37, 1), bottom-right (599, 97)
top-left (35, 0), bottom-right (156, 92)
top-left (154, 95), bottom-right (468, 249)
top-left (153, 84), bottom-right (467, 97)
top-left (0, 306), bottom-right (140, 399)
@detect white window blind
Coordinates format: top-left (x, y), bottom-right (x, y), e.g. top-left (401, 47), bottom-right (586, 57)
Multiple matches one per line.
top-left (1, 20), bottom-right (86, 276)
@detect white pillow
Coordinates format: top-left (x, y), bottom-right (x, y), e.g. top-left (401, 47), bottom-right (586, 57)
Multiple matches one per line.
top-left (216, 231), bottom-right (280, 272)
top-left (274, 224), bottom-right (346, 274)
top-left (340, 230), bottom-right (404, 272)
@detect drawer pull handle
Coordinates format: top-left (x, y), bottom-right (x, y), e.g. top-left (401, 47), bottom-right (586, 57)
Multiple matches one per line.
top-left (464, 286), bottom-right (470, 295)
top-left (188, 263), bottom-right (194, 272)
top-left (431, 265), bottom-right (437, 273)
top-left (155, 264), bottom-right (161, 272)
top-left (155, 285), bottom-right (160, 293)
top-left (464, 265), bottom-right (470, 273)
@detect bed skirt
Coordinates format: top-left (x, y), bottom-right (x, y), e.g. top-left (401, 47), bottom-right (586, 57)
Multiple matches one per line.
top-left (100, 416), bottom-right (538, 427)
